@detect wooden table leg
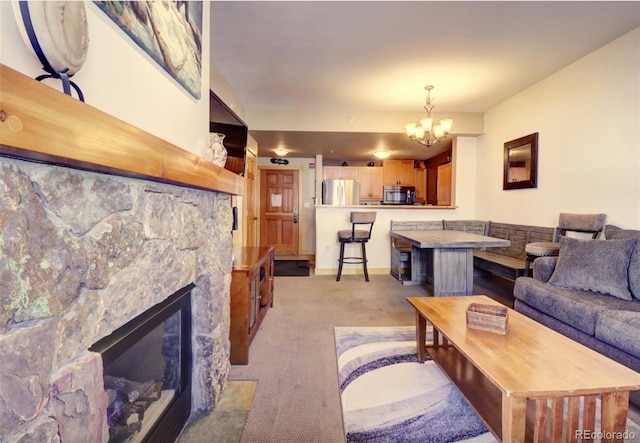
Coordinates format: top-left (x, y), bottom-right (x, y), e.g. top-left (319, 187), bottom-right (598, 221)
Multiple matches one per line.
top-left (601, 391), bottom-right (630, 443)
top-left (502, 394), bottom-right (527, 443)
top-left (415, 310), bottom-right (426, 363)
top-left (432, 248), bottom-right (474, 295)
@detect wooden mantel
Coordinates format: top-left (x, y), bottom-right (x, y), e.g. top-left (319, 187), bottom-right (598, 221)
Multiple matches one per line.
top-left (0, 64), bottom-right (244, 195)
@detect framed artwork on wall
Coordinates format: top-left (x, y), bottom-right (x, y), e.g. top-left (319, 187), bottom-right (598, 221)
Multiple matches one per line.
top-left (95, 1), bottom-right (203, 99)
top-left (503, 132), bottom-right (538, 190)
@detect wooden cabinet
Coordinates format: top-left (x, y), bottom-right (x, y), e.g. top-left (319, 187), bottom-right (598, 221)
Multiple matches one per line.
top-left (414, 168), bottom-right (427, 202)
top-left (230, 246), bottom-right (274, 365)
top-left (323, 166), bottom-right (358, 180)
top-left (383, 160), bottom-right (415, 186)
top-left (357, 166), bottom-right (383, 200)
top-left (437, 162), bottom-right (452, 206)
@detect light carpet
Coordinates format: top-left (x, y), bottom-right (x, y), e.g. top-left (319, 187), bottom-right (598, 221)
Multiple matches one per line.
top-left (334, 326), bottom-right (640, 443)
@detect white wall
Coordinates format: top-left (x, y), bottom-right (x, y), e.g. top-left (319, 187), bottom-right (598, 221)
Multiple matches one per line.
top-left (475, 27), bottom-right (640, 229)
top-left (0, 2), bottom-right (211, 158)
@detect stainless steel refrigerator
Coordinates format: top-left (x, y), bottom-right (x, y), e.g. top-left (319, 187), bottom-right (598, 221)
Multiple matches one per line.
top-left (322, 179), bottom-right (360, 205)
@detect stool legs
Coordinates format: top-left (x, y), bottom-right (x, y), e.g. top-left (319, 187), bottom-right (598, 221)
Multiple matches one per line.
top-left (337, 241), bottom-right (346, 281)
top-left (336, 241), bottom-right (370, 282)
top-left (361, 242), bottom-right (369, 282)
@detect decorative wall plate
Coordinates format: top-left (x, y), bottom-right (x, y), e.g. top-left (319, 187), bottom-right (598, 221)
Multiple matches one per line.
top-left (12, 1), bottom-right (88, 99)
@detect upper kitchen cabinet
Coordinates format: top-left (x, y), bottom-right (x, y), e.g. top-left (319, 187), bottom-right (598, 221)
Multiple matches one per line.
top-left (357, 166), bottom-right (383, 200)
top-left (414, 168), bottom-right (427, 203)
top-left (323, 166), bottom-right (358, 180)
top-left (383, 160), bottom-right (415, 186)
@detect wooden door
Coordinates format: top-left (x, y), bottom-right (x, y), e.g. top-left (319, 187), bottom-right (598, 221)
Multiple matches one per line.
top-left (437, 162), bottom-right (452, 206)
top-left (260, 169), bottom-right (299, 255)
top-left (245, 151), bottom-right (258, 247)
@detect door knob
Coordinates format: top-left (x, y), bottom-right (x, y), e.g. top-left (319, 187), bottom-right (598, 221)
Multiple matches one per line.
top-left (293, 207), bottom-right (298, 223)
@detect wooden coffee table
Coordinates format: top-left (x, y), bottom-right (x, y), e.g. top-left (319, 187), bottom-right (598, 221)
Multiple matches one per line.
top-left (407, 295), bottom-right (640, 442)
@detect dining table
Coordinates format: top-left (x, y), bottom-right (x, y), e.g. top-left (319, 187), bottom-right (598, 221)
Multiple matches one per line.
top-left (389, 229), bottom-right (511, 296)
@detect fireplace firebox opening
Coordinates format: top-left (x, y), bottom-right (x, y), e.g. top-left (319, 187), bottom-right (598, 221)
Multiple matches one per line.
top-left (90, 283), bottom-right (194, 443)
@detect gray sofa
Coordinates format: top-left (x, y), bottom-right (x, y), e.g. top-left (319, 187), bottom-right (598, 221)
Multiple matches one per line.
top-left (514, 225), bottom-right (640, 403)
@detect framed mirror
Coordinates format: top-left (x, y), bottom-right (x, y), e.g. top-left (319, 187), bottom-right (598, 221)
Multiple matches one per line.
top-left (503, 132), bottom-right (538, 190)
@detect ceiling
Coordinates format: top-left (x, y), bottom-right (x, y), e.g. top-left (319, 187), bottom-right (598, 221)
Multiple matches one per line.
top-left (210, 1), bottom-right (640, 162)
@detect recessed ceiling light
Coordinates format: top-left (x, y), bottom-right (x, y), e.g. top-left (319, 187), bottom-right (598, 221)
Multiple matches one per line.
top-left (274, 148), bottom-right (288, 156)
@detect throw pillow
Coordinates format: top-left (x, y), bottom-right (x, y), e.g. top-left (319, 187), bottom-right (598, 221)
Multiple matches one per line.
top-left (548, 236), bottom-right (636, 300)
top-left (604, 225), bottom-right (640, 300)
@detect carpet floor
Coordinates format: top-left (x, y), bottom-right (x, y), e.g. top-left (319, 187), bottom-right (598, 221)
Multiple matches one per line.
top-left (179, 272), bottom-right (640, 442)
top-left (335, 326), bottom-right (494, 443)
top-left (334, 325), bottom-right (640, 443)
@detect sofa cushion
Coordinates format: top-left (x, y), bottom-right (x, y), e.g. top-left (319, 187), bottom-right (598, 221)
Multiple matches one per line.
top-left (532, 256), bottom-right (557, 283)
top-left (596, 310), bottom-right (640, 357)
top-left (513, 277), bottom-right (638, 336)
top-left (547, 236), bottom-right (636, 300)
top-left (605, 225), bottom-right (640, 300)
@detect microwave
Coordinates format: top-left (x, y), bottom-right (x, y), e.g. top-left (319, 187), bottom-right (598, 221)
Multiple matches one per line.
top-left (383, 186), bottom-right (416, 205)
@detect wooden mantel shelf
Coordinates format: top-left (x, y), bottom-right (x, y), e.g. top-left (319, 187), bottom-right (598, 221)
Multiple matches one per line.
top-left (0, 64), bottom-right (243, 195)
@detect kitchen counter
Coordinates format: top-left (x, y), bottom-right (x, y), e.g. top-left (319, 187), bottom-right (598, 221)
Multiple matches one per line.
top-left (315, 204), bottom-right (457, 209)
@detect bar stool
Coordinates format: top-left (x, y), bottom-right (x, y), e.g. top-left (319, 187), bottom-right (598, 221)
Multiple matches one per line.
top-left (524, 213), bottom-right (606, 276)
top-left (336, 212), bottom-right (377, 282)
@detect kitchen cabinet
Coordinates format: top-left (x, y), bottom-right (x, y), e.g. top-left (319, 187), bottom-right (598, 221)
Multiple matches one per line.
top-left (414, 168), bottom-right (427, 202)
top-left (383, 160), bottom-right (415, 186)
top-left (357, 166), bottom-right (383, 200)
top-left (230, 246), bottom-right (274, 364)
top-left (437, 162), bottom-right (452, 206)
top-left (323, 166), bottom-right (358, 180)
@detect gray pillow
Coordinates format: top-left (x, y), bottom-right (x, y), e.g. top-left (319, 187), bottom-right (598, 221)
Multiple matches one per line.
top-left (605, 225), bottom-right (640, 300)
top-left (548, 236), bottom-right (636, 300)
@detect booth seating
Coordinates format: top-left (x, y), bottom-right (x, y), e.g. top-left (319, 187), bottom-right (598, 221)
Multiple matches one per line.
top-left (390, 220), bottom-right (556, 282)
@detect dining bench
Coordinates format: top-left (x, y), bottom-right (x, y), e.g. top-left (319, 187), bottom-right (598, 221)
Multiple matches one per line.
top-left (473, 222), bottom-right (556, 281)
top-left (390, 220), bottom-right (556, 282)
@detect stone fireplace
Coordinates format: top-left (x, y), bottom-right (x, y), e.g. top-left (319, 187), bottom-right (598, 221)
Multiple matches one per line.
top-left (0, 156), bottom-right (234, 441)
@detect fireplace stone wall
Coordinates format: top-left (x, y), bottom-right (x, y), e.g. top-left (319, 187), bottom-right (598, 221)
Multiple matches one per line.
top-left (0, 156), bottom-right (233, 441)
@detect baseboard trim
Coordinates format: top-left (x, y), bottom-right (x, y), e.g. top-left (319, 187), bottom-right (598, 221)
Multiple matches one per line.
top-left (314, 268), bottom-right (389, 276)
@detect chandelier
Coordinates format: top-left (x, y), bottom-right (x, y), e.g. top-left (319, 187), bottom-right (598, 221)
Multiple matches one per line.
top-left (404, 85), bottom-right (453, 147)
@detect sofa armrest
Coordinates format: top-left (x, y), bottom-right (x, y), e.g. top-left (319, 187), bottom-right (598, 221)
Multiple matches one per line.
top-left (533, 256), bottom-right (558, 282)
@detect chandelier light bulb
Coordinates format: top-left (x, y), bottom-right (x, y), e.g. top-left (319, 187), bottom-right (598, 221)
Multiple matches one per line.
top-left (404, 123), bottom-right (417, 137)
top-left (440, 119), bottom-right (453, 134)
top-left (404, 85), bottom-right (453, 148)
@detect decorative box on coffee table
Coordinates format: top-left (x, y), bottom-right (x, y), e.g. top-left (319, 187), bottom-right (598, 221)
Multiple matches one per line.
top-left (230, 246), bottom-right (274, 365)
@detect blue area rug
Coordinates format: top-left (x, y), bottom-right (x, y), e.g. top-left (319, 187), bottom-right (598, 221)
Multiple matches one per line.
top-left (334, 326), bottom-right (495, 443)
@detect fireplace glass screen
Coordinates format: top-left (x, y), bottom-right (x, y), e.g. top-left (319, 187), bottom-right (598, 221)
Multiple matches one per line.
top-left (90, 284), bottom-right (193, 443)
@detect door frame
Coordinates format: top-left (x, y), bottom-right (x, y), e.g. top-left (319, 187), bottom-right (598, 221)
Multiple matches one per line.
top-left (258, 165), bottom-right (304, 255)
